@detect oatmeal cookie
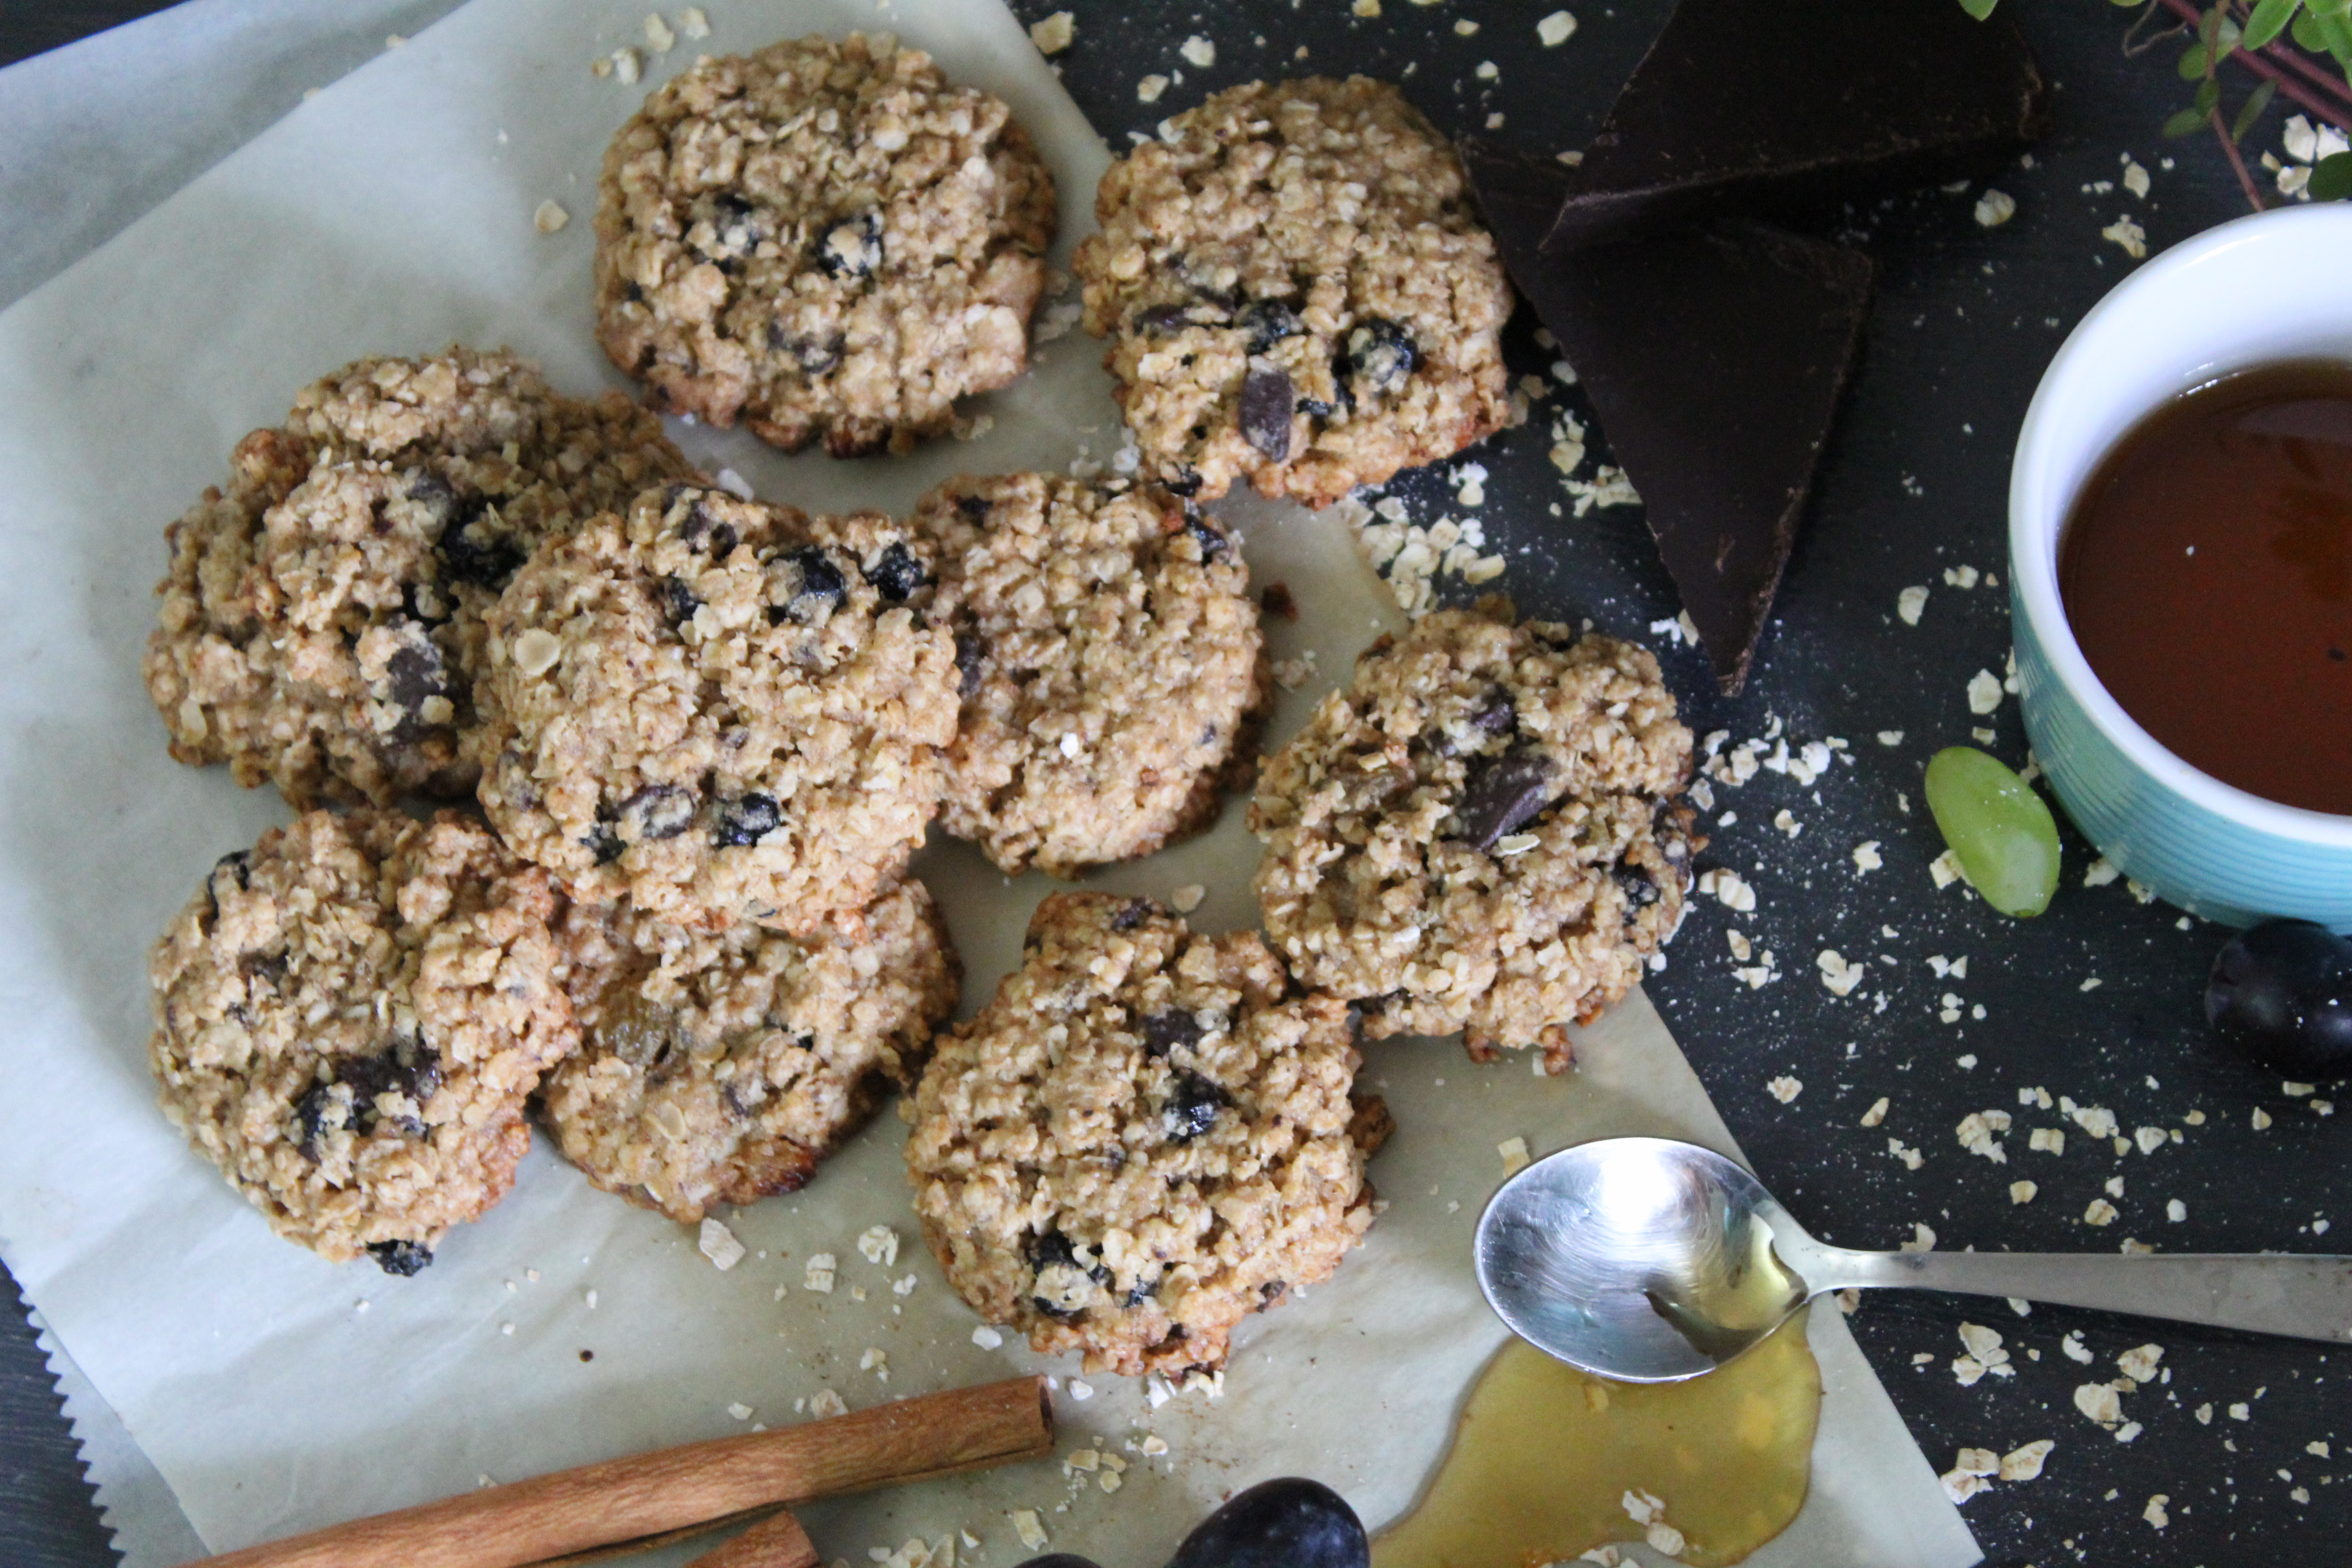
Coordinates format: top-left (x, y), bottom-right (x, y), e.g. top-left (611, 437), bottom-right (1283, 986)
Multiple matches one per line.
top-left (905, 892), bottom-right (1382, 1378)
top-left (142, 348), bottom-right (695, 808)
top-left (1249, 598), bottom-right (1696, 1065)
top-left (542, 879), bottom-right (958, 1224)
top-left (470, 482), bottom-right (958, 934)
top-left (909, 473), bottom-right (1269, 877)
top-left (146, 808), bottom-right (577, 1270)
top-left (594, 32), bottom-right (1056, 456)
top-left (1075, 77), bottom-right (1513, 507)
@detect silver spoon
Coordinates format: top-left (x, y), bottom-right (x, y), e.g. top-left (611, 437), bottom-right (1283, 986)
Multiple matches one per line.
top-left (1475, 1135), bottom-right (2352, 1382)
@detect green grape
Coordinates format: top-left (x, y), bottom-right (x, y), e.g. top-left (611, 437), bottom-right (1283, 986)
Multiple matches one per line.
top-left (1924, 746), bottom-right (2061, 917)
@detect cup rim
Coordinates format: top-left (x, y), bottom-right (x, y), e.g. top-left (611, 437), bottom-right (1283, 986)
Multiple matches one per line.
top-left (2009, 202), bottom-right (2352, 850)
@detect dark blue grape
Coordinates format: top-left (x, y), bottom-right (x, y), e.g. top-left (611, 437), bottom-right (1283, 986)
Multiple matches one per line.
top-left (2206, 920), bottom-right (2352, 1078)
top-left (1163, 1478), bottom-right (1367, 1568)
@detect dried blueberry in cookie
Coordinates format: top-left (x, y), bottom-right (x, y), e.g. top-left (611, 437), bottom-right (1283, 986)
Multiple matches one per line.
top-left (1075, 78), bottom-right (1513, 507)
top-left (593, 33), bottom-right (1056, 457)
top-left (469, 483), bottom-right (958, 934)
top-left (541, 878), bottom-right (958, 1223)
top-left (142, 348), bottom-right (694, 808)
top-left (1250, 598), bottom-right (1697, 1066)
top-left (905, 893), bottom-right (1386, 1379)
top-left (906, 472), bottom-right (1269, 878)
top-left (147, 809), bottom-right (577, 1266)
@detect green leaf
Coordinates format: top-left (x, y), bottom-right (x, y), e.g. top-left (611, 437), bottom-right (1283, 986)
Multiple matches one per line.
top-left (2233, 78), bottom-right (2279, 140)
top-left (1957, 0), bottom-right (1999, 17)
top-left (2244, 0), bottom-right (2303, 48)
top-left (2293, 7), bottom-right (2328, 44)
top-left (2194, 75), bottom-right (2224, 113)
top-left (2164, 104), bottom-right (2213, 136)
top-left (2180, 39), bottom-right (2215, 76)
top-left (2308, 0), bottom-right (2349, 19)
top-left (2313, 150), bottom-right (2352, 199)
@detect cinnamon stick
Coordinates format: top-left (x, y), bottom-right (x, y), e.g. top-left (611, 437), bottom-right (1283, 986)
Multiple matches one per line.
top-left (683, 1509), bottom-right (822, 1568)
top-left (179, 1376), bottom-right (1052, 1568)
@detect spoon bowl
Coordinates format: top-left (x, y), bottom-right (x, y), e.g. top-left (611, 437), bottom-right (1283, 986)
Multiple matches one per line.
top-left (1478, 1136), bottom-right (2352, 1382)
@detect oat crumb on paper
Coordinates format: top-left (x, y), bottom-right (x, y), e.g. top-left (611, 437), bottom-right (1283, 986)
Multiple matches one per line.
top-left (680, 7), bottom-right (710, 39)
top-left (533, 200), bottom-right (570, 233)
top-left (1012, 1510), bottom-right (1049, 1550)
top-left (1029, 12), bottom-right (1075, 54)
top-left (644, 13), bottom-right (676, 52)
top-left (700, 1218), bottom-right (746, 1270)
top-left (1498, 1136), bottom-right (1530, 1174)
top-left (857, 1226), bottom-right (901, 1266)
top-left (610, 47), bottom-right (642, 84)
top-left (805, 1252), bottom-right (838, 1293)
top-left (809, 1387), bottom-right (848, 1418)
top-left (1354, 0), bottom-right (1383, 15)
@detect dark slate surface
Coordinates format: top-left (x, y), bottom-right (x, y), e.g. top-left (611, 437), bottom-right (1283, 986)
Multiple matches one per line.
top-left (3, 2), bottom-right (2347, 1566)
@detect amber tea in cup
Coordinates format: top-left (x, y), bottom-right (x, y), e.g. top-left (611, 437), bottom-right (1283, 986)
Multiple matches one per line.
top-left (2058, 360), bottom-right (2352, 818)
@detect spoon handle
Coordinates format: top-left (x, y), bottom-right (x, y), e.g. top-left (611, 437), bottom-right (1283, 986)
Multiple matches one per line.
top-left (1823, 1249), bottom-right (2352, 1342)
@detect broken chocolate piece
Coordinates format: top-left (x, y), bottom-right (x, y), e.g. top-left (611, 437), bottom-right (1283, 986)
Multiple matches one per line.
top-left (1453, 750), bottom-right (1559, 850)
top-left (1464, 143), bottom-right (1872, 693)
top-left (1544, 0), bottom-right (2046, 251)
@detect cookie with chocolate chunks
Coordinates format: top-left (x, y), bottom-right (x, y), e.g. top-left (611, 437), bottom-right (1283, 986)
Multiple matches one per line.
top-left (147, 809), bottom-right (577, 1270)
top-left (1250, 599), bottom-right (1696, 1065)
top-left (905, 892), bottom-right (1383, 1379)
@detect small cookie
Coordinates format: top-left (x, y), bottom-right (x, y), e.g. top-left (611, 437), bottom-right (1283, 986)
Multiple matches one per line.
top-left (142, 348), bottom-right (695, 808)
top-left (1075, 77), bottom-right (1513, 507)
top-left (910, 473), bottom-right (1269, 877)
top-left (147, 808), bottom-right (577, 1270)
top-left (905, 892), bottom-right (1381, 1378)
top-left (1250, 598), bottom-right (1695, 1064)
top-left (594, 32), bottom-right (1056, 456)
top-left (470, 482), bottom-right (959, 934)
top-left (542, 879), bottom-right (960, 1224)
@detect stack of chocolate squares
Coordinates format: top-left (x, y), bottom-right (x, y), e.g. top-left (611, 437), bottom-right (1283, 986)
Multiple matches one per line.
top-left (1465, 0), bottom-right (2048, 692)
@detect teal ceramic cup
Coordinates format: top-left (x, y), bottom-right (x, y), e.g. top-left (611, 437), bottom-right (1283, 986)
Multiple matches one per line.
top-left (2010, 204), bottom-right (2352, 932)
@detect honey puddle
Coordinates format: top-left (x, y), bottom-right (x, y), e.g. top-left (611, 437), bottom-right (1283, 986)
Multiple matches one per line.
top-left (1372, 1311), bottom-right (1822, 1568)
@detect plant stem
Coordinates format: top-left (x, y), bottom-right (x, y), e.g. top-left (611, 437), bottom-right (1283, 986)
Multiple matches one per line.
top-left (2154, 0), bottom-right (2352, 132)
top-left (2262, 39), bottom-right (2352, 110)
top-left (2211, 103), bottom-right (2271, 210)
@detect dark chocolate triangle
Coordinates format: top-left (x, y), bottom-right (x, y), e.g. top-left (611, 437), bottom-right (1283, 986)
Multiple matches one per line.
top-left (1544, 0), bottom-right (2046, 252)
top-left (1465, 142), bottom-right (1872, 693)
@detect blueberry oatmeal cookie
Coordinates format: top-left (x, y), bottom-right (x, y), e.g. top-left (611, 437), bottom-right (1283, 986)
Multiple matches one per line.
top-left (147, 808), bottom-right (577, 1271)
top-left (142, 349), bottom-right (695, 808)
top-left (907, 472), bottom-right (1269, 877)
top-left (1074, 77), bottom-right (1513, 508)
top-left (904, 892), bottom-right (1384, 1378)
top-left (542, 879), bottom-right (958, 1224)
top-left (470, 483), bottom-right (958, 935)
top-left (1249, 599), bottom-right (1696, 1068)
top-left (594, 32), bottom-right (1056, 457)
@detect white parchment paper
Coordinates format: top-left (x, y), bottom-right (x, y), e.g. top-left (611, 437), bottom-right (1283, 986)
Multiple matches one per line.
top-left (0, 1), bottom-right (1980, 1565)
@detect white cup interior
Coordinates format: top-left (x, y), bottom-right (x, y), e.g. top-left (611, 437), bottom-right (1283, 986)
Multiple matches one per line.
top-left (2008, 202), bottom-right (2352, 847)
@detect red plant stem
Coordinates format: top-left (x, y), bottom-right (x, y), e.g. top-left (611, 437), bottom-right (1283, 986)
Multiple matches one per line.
top-left (2154, 0), bottom-right (2352, 132)
top-left (2212, 103), bottom-right (2272, 208)
top-left (2258, 31), bottom-right (2352, 108)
